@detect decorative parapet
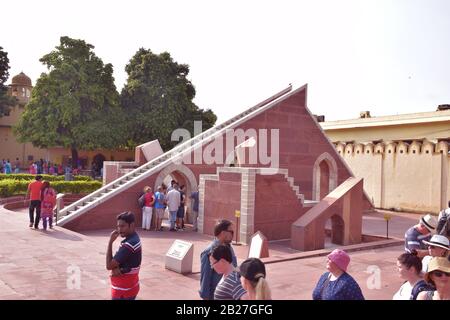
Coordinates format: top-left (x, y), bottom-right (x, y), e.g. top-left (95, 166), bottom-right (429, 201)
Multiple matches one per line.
top-left (374, 142), bottom-right (385, 154)
top-left (344, 143), bottom-right (353, 156)
top-left (397, 141), bottom-right (409, 155)
top-left (363, 143), bottom-right (374, 154)
top-left (436, 141), bottom-right (449, 154)
top-left (335, 142), bottom-right (346, 155)
top-left (354, 143), bottom-right (364, 155)
top-left (385, 141), bottom-right (396, 155)
top-left (410, 141), bottom-right (422, 154)
top-left (333, 139), bottom-right (450, 156)
top-left (422, 139), bottom-right (434, 155)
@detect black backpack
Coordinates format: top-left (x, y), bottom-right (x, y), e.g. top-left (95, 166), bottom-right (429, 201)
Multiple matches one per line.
top-left (410, 280), bottom-right (434, 300)
top-left (436, 209), bottom-right (450, 237)
top-left (138, 193), bottom-right (145, 208)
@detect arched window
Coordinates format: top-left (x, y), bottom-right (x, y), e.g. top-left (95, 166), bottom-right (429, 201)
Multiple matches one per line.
top-left (312, 152), bottom-right (338, 201)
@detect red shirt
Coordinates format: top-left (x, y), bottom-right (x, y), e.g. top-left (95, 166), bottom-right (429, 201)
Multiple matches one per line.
top-left (144, 192), bottom-right (154, 207)
top-left (28, 181), bottom-right (43, 201)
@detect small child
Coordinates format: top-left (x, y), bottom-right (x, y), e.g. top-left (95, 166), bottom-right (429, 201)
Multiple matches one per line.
top-left (41, 181), bottom-right (57, 230)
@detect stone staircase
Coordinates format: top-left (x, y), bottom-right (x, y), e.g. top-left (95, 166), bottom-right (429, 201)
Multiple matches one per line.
top-left (57, 85), bottom-right (293, 226)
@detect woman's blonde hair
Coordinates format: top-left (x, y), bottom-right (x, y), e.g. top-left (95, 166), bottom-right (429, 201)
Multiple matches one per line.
top-left (239, 258), bottom-right (272, 300)
top-left (143, 186), bottom-right (151, 193)
top-left (252, 274), bottom-right (272, 300)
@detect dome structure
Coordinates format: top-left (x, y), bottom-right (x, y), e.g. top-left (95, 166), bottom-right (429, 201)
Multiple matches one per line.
top-left (11, 72), bottom-right (32, 87)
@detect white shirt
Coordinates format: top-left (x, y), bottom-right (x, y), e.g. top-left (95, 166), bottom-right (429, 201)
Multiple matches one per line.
top-left (166, 189), bottom-right (181, 212)
top-left (393, 281), bottom-right (413, 300)
top-left (421, 255), bottom-right (433, 273)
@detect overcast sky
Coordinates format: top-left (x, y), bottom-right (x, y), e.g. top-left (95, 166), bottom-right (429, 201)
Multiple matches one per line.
top-left (3, 0), bottom-right (450, 123)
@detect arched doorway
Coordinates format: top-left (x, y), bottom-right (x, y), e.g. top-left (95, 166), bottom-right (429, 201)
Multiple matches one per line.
top-left (154, 164), bottom-right (198, 226)
top-left (324, 214), bottom-right (345, 247)
top-left (329, 215), bottom-right (345, 245)
top-left (319, 161), bottom-right (330, 200)
top-left (312, 152), bottom-right (338, 201)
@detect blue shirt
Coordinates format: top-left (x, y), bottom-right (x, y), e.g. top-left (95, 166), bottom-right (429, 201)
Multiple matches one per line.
top-left (154, 192), bottom-right (165, 209)
top-left (404, 226), bottom-right (431, 252)
top-left (199, 239), bottom-right (237, 300)
top-left (312, 272), bottom-right (365, 300)
top-left (4, 163), bottom-right (11, 174)
top-left (113, 232), bottom-right (142, 273)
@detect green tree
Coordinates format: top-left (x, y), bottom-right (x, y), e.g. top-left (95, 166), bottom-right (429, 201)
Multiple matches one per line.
top-left (14, 37), bottom-right (126, 167)
top-left (0, 46), bottom-right (16, 117)
top-left (120, 49), bottom-right (217, 150)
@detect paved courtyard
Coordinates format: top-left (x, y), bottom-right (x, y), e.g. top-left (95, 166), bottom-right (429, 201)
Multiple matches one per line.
top-left (0, 205), bottom-right (418, 300)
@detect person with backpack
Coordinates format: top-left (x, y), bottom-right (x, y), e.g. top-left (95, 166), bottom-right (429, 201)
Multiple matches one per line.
top-left (436, 201), bottom-right (450, 239)
top-left (139, 186), bottom-right (155, 231)
top-left (393, 252), bottom-right (433, 300)
top-left (404, 214), bottom-right (438, 258)
top-left (40, 181), bottom-right (57, 230)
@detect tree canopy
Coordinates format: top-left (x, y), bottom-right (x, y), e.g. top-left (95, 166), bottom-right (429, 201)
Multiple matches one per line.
top-left (14, 37), bottom-right (126, 166)
top-left (120, 48), bottom-right (217, 150)
top-left (0, 46), bottom-right (16, 117)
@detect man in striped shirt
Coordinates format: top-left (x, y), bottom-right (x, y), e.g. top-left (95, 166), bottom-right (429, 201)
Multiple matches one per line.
top-left (210, 244), bottom-right (248, 300)
top-left (404, 214), bottom-right (437, 258)
top-left (199, 220), bottom-right (237, 299)
top-left (106, 211), bottom-right (142, 300)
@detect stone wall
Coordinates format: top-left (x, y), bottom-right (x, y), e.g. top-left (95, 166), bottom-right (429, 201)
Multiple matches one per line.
top-left (335, 140), bottom-right (449, 213)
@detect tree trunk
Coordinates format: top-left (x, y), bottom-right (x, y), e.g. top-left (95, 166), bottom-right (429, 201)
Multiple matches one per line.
top-left (71, 147), bottom-right (78, 168)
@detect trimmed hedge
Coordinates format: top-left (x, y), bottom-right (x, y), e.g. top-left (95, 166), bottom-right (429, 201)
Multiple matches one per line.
top-left (0, 179), bottom-right (102, 197)
top-left (0, 173), bottom-right (93, 182)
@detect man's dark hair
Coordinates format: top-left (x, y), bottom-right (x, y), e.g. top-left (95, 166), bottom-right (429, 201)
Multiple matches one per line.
top-left (117, 211), bottom-right (135, 225)
top-left (35, 175), bottom-right (43, 181)
top-left (214, 219), bottom-right (232, 237)
top-left (448, 200), bottom-right (450, 208)
top-left (398, 252), bottom-right (422, 275)
top-left (211, 244), bottom-right (232, 263)
top-left (171, 180), bottom-right (177, 185)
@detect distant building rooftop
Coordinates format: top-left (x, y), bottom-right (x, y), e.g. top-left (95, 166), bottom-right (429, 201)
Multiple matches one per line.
top-left (321, 109), bottom-right (450, 130)
top-left (11, 72), bottom-right (32, 87)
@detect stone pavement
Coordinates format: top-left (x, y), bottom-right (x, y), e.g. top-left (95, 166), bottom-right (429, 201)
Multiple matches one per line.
top-left (0, 205), bottom-right (420, 300)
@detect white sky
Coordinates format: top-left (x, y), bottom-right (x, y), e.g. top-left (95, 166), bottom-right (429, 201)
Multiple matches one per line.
top-left (3, 0), bottom-right (450, 123)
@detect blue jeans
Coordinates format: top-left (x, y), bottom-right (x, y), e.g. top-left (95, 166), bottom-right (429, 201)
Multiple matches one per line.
top-left (169, 211), bottom-right (177, 229)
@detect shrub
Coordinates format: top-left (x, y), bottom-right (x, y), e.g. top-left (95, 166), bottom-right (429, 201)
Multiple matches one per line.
top-left (0, 179), bottom-right (102, 197)
top-left (0, 173), bottom-right (93, 182)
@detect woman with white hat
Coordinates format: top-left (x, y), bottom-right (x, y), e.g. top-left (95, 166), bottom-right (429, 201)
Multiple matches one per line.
top-left (421, 235), bottom-right (449, 273)
top-left (417, 257), bottom-right (450, 300)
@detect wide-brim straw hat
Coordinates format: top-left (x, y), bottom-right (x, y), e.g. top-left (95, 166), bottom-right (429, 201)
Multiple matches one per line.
top-left (424, 257), bottom-right (450, 284)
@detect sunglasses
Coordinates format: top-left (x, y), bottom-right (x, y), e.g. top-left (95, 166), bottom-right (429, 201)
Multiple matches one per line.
top-left (210, 259), bottom-right (219, 268)
top-left (432, 271), bottom-right (450, 278)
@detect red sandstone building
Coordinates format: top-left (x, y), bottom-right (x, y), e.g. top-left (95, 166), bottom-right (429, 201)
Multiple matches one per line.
top-left (58, 85), bottom-right (372, 251)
